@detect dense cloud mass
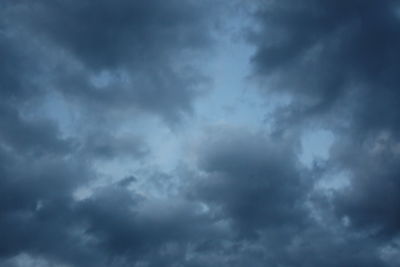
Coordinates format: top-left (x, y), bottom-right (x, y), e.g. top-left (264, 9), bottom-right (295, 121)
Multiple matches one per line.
top-left (1, 0), bottom-right (400, 266)
top-left (250, 0), bottom-right (400, 133)
top-left (250, 0), bottom-right (400, 240)
top-left (194, 128), bottom-right (308, 237)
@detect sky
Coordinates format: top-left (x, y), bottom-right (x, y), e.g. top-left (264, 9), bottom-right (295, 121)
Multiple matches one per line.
top-left (1, 0), bottom-right (400, 266)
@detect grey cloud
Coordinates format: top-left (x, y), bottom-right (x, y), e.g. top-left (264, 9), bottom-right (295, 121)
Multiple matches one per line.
top-left (249, 0), bottom-right (400, 135)
top-left (76, 187), bottom-right (216, 265)
top-left (0, 148), bottom-right (90, 260)
top-left (0, 1), bottom-right (226, 265)
top-left (82, 132), bottom-right (149, 160)
top-left (329, 136), bottom-right (400, 237)
top-left (247, 0), bottom-right (400, 240)
top-left (11, 0), bottom-right (217, 122)
top-left (183, 126), bottom-right (390, 266)
top-left (0, 151), bottom-right (219, 267)
top-left (2, 0), bottom-right (400, 266)
top-left (193, 128), bottom-right (309, 237)
top-left (0, 1), bottom-right (221, 265)
top-left (0, 105), bottom-right (72, 157)
top-left (28, 0), bottom-right (213, 70)
top-left (118, 176), bottom-right (137, 187)
top-left (273, 227), bottom-right (387, 267)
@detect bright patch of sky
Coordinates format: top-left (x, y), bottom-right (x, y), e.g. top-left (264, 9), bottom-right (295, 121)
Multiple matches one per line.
top-left (300, 129), bottom-right (334, 168)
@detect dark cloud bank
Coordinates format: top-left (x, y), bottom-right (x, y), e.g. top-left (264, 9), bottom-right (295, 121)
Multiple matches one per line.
top-left (1, 0), bottom-right (400, 266)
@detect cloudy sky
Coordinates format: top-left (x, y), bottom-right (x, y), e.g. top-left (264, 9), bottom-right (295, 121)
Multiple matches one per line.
top-left (1, 0), bottom-right (400, 266)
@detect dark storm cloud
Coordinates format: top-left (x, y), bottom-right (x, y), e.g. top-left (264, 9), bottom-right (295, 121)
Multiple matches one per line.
top-left (0, 0), bottom-right (221, 266)
top-left (186, 126), bottom-right (389, 266)
top-left (25, 0), bottom-right (216, 121)
top-left (249, 0), bottom-right (400, 135)
top-left (1, 0), bottom-right (217, 122)
top-left (75, 185), bottom-right (221, 266)
top-left (2, 0), bottom-right (400, 266)
top-left (271, 227), bottom-right (388, 267)
top-left (0, 150), bottom-right (217, 267)
top-left (28, 0), bottom-right (212, 70)
top-left (0, 29), bottom-right (43, 103)
top-left (247, 0), bottom-right (400, 259)
top-left (0, 147), bottom-right (90, 259)
top-left (194, 128), bottom-right (309, 237)
top-left (330, 135), bottom-right (400, 237)
top-left (118, 175), bottom-right (137, 187)
top-left (0, 105), bottom-right (72, 156)
top-left (82, 132), bottom-right (149, 160)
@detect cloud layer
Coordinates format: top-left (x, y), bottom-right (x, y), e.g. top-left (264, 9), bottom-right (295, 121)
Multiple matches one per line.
top-left (1, 0), bottom-right (400, 266)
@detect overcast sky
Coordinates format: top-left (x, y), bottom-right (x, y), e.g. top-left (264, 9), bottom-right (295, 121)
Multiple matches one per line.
top-left (1, 1), bottom-right (400, 266)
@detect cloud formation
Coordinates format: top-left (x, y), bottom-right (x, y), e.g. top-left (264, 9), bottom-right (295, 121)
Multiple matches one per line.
top-left (250, 0), bottom-right (400, 133)
top-left (1, 0), bottom-right (400, 266)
